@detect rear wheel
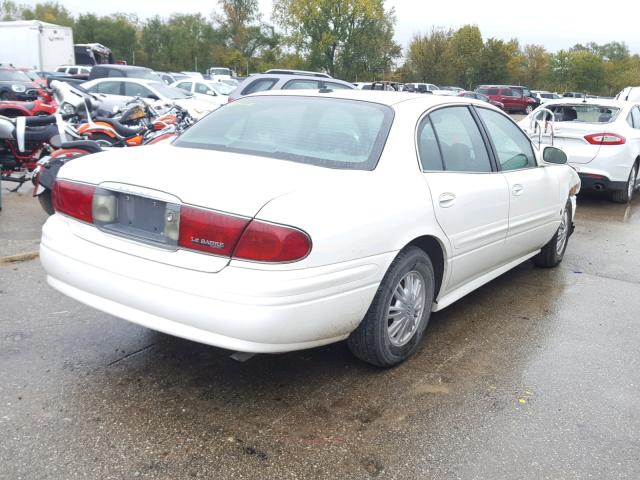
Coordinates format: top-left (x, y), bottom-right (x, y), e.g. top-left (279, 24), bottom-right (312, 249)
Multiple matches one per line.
top-left (525, 105), bottom-right (534, 114)
top-left (612, 163), bottom-right (637, 203)
top-left (534, 200), bottom-right (571, 268)
top-left (348, 247), bottom-right (435, 367)
top-left (88, 132), bottom-right (118, 147)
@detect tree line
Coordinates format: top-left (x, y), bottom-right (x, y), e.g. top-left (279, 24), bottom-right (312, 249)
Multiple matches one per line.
top-left (401, 25), bottom-right (638, 96)
top-left (0, 0), bottom-right (400, 80)
top-left (1, 1), bottom-right (638, 94)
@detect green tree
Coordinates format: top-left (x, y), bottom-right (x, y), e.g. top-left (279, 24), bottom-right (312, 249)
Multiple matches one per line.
top-left (478, 38), bottom-right (510, 85)
top-left (404, 28), bottom-right (453, 84)
top-left (273, 0), bottom-right (400, 79)
top-left (521, 44), bottom-right (550, 87)
top-left (0, 0), bottom-right (22, 21)
top-left (21, 1), bottom-right (73, 27)
top-left (445, 24), bottom-right (483, 88)
top-left (74, 14), bottom-right (139, 64)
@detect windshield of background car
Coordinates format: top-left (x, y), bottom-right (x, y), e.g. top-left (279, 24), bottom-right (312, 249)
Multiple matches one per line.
top-left (538, 104), bottom-right (621, 123)
top-left (210, 68), bottom-right (231, 76)
top-left (0, 69), bottom-right (31, 82)
top-left (150, 82), bottom-right (191, 99)
top-left (174, 96), bottom-right (394, 170)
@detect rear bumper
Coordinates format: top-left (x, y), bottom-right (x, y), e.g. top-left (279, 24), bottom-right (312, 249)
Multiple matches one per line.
top-left (576, 172), bottom-right (626, 192)
top-left (40, 215), bottom-right (391, 353)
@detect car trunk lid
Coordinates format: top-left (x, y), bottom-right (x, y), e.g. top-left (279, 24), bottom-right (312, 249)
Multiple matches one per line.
top-left (56, 145), bottom-right (340, 273)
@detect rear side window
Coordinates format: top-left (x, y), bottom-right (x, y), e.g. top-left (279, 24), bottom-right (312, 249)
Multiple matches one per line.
top-left (477, 108), bottom-right (536, 171)
top-left (107, 69), bottom-right (122, 77)
top-left (68, 67), bottom-right (78, 75)
top-left (631, 107), bottom-right (640, 128)
top-left (324, 81), bottom-right (352, 90)
top-left (429, 107), bottom-right (492, 173)
top-left (241, 78), bottom-right (277, 95)
top-left (417, 117), bottom-right (444, 171)
top-left (174, 96), bottom-right (394, 170)
top-left (488, 88), bottom-right (499, 95)
top-left (283, 79), bottom-right (319, 90)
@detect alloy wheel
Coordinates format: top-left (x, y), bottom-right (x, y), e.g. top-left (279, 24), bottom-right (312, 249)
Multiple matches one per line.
top-left (387, 271), bottom-right (426, 347)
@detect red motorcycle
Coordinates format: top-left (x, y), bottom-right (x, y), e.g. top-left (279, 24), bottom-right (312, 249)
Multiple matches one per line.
top-left (0, 97), bottom-right (57, 118)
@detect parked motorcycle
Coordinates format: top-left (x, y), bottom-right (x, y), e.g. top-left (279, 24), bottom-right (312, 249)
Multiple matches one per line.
top-left (33, 103), bottom-right (193, 214)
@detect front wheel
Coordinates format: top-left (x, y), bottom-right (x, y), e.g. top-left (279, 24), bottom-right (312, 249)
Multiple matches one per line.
top-left (525, 105), bottom-right (534, 114)
top-left (348, 247), bottom-right (435, 367)
top-left (534, 200), bottom-right (571, 268)
top-left (611, 163), bottom-right (637, 203)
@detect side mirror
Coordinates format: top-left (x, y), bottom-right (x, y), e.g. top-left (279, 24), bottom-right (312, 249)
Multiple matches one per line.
top-left (543, 146), bottom-right (567, 165)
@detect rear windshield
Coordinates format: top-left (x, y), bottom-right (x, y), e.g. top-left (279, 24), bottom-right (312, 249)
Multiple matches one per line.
top-left (539, 104), bottom-right (620, 123)
top-left (174, 96), bottom-right (394, 170)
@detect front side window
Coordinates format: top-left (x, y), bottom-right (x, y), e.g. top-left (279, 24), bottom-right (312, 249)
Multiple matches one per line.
top-left (195, 82), bottom-right (214, 95)
top-left (429, 106), bottom-right (492, 173)
top-left (176, 81), bottom-right (192, 91)
top-left (477, 108), bottom-right (536, 171)
top-left (174, 96), bottom-right (393, 170)
top-left (95, 81), bottom-right (121, 95)
top-left (124, 82), bottom-right (154, 98)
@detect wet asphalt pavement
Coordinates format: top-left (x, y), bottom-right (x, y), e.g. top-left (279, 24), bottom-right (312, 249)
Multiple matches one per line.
top-left (1, 183), bottom-right (639, 479)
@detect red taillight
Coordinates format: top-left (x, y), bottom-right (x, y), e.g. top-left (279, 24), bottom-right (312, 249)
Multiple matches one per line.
top-left (178, 205), bottom-right (250, 256)
top-left (233, 220), bottom-right (311, 262)
top-left (52, 180), bottom-right (95, 223)
top-left (177, 205), bottom-right (311, 262)
top-left (584, 133), bottom-right (626, 145)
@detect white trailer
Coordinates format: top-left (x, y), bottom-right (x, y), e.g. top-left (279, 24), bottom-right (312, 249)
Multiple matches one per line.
top-left (0, 20), bottom-right (74, 71)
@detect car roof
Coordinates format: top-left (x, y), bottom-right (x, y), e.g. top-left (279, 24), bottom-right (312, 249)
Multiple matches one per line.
top-left (85, 77), bottom-right (161, 86)
top-left (246, 88), bottom-right (491, 108)
top-left (93, 64), bottom-right (150, 71)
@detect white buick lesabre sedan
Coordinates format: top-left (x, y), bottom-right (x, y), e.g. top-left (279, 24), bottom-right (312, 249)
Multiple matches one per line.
top-left (40, 90), bottom-right (581, 367)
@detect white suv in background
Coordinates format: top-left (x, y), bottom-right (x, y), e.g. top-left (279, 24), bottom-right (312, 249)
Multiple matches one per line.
top-left (56, 65), bottom-right (92, 76)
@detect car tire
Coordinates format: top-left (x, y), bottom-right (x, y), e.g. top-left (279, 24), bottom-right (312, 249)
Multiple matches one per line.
top-left (37, 189), bottom-right (55, 215)
top-left (611, 163), bottom-right (637, 203)
top-left (525, 105), bottom-right (534, 114)
top-left (0, 91), bottom-right (9, 101)
top-left (534, 200), bottom-right (571, 268)
top-left (347, 246), bottom-right (435, 368)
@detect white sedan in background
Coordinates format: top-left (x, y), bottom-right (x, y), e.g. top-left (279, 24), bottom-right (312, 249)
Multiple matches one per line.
top-left (40, 91), bottom-right (580, 367)
top-left (170, 79), bottom-right (233, 107)
top-left (82, 77), bottom-right (219, 119)
top-left (519, 99), bottom-right (640, 202)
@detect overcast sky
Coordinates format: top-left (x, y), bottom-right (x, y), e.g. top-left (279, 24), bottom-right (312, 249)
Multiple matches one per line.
top-left (25, 0), bottom-right (640, 54)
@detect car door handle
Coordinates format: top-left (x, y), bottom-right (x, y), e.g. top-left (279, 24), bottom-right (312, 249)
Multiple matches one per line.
top-left (512, 184), bottom-right (524, 196)
top-left (439, 192), bottom-right (456, 207)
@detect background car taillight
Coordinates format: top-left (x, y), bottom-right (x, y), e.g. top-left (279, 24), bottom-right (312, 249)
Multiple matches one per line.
top-left (584, 133), bottom-right (626, 145)
top-left (52, 180), bottom-right (95, 223)
top-left (233, 220), bottom-right (311, 262)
